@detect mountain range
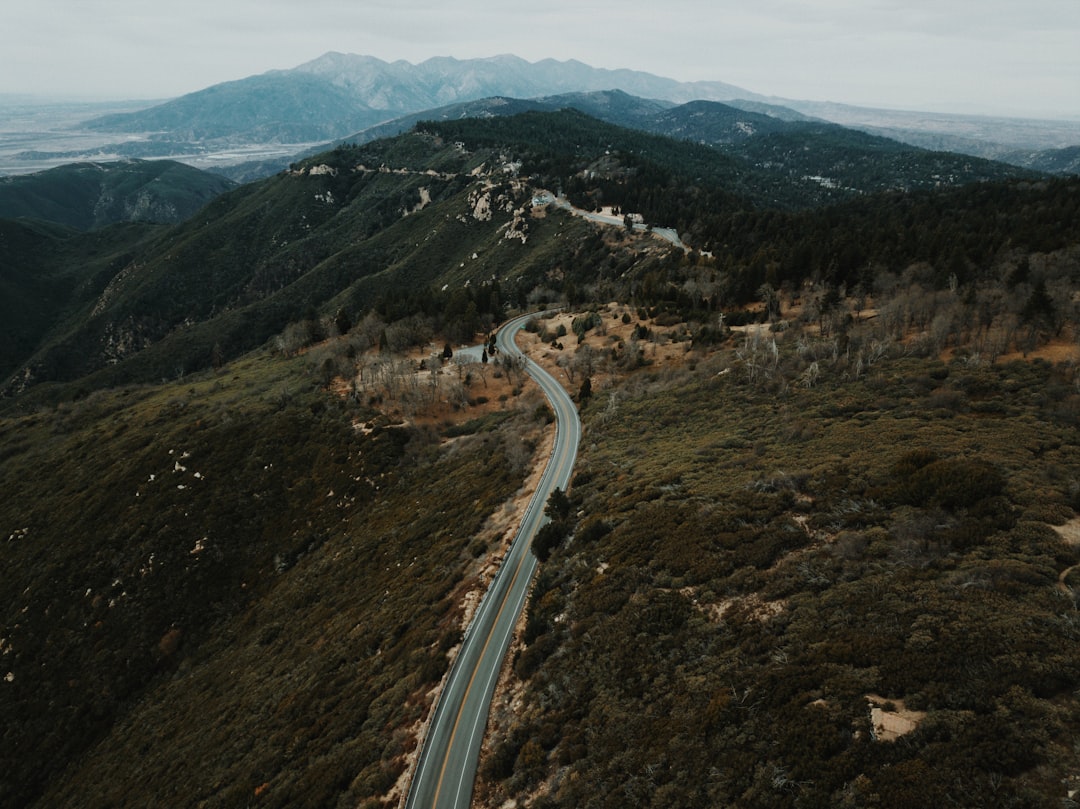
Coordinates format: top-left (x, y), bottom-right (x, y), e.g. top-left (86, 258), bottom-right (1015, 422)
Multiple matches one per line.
top-left (4, 53), bottom-right (1067, 182)
top-left (0, 105), bottom-right (1059, 400)
top-left (331, 92), bottom-right (1036, 197)
top-left (84, 53), bottom-right (760, 144)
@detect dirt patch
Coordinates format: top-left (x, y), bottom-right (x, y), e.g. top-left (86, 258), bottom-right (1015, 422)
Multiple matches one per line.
top-left (706, 592), bottom-right (787, 624)
top-left (1052, 517), bottom-right (1080, 546)
top-left (1054, 519), bottom-right (1080, 596)
top-left (865, 695), bottom-right (927, 742)
top-left (520, 303), bottom-right (694, 397)
top-left (996, 340), bottom-right (1080, 364)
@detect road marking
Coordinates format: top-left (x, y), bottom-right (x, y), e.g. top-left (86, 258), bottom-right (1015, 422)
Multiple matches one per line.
top-left (455, 554), bottom-right (534, 807)
top-left (429, 501), bottom-right (538, 807)
top-left (408, 312), bottom-right (579, 809)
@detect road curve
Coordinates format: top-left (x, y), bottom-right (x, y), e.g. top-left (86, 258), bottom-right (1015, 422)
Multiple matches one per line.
top-left (545, 194), bottom-right (688, 251)
top-left (405, 311), bottom-right (581, 809)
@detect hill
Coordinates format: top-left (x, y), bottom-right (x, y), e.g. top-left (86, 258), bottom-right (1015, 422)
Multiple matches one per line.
top-left (350, 97), bottom-right (1036, 201)
top-left (3, 107), bottom-right (1080, 808)
top-left (0, 111), bottom-right (1057, 400)
top-left (477, 304), bottom-right (1080, 808)
top-left (331, 91), bottom-right (813, 151)
top-left (1, 123), bottom-right (618, 397)
top-left (330, 89), bottom-right (677, 150)
top-left (0, 346), bottom-right (548, 808)
top-left (421, 109), bottom-right (1040, 219)
top-left (84, 71), bottom-right (390, 143)
top-left (0, 159), bottom-right (234, 230)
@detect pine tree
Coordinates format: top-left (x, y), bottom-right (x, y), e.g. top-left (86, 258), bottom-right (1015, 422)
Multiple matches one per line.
top-left (578, 376), bottom-right (592, 403)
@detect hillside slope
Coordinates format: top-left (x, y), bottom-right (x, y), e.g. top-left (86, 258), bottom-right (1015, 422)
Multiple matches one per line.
top-left (83, 71), bottom-right (391, 143)
top-left (0, 218), bottom-right (160, 382)
top-left (344, 94), bottom-right (1031, 199)
top-left (0, 112), bottom-right (1061, 402)
top-left (0, 347), bottom-right (550, 808)
top-left (0, 159), bottom-right (234, 230)
top-left (479, 309), bottom-right (1080, 807)
top-left (1, 133), bottom-right (613, 399)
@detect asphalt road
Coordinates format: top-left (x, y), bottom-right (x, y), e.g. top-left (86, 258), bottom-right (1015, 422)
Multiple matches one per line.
top-left (405, 311), bottom-right (581, 809)
top-left (546, 193), bottom-right (687, 250)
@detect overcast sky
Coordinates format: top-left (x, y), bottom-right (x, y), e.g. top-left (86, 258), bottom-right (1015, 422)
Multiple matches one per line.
top-left (6, 0), bottom-right (1078, 118)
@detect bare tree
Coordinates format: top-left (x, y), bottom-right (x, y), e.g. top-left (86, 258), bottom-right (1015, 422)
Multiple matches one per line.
top-left (355, 311), bottom-right (386, 351)
top-left (499, 354), bottom-right (528, 388)
top-left (557, 354), bottom-right (576, 384)
top-left (572, 344), bottom-right (597, 380)
top-left (737, 330), bottom-right (779, 385)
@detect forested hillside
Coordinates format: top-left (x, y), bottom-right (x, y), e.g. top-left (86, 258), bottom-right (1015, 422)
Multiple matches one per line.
top-left (0, 132), bottom-right (602, 399)
top-left (0, 218), bottom-right (160, 383)
top-left (1, 110), bottom-right (1060, 404)
top-left (0, 160), bottom-right (234, 230)
top-left (421, 109), bottom-right (1039, 212)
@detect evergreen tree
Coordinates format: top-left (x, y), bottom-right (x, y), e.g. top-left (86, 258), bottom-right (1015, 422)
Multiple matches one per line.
top-left (545, 488), bottom-right (572, 522)
top-left (578, 376), bottom-right (592, 403)
top-left (1021, 278), bottom-right (1055, 332)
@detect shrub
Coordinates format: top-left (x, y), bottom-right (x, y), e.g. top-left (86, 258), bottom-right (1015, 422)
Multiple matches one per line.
top-left (904, 457), bottom-right (1005, 510)
top-left (575, 515), bottom-right (612, 544)
top-left (532, 520), bottom-right (571, 562)
top-left (571, 311), bottom-right (602, 338)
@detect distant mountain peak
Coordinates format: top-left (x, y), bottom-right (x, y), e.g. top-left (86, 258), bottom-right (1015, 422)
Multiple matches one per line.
top-left (83, 54), bottom-right (769, 145)
top-left (291, 52), bottom-right (763, 108)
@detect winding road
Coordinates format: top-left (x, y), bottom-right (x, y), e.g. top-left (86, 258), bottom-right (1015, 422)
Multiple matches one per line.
top-left (544, 193), bottom-right (689, 251)
top-left (405, 311), bottom-right (581, 809)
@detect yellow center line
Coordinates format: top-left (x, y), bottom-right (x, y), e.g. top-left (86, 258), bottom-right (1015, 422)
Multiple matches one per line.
top-left (429, 517), bottom-right (536, 807)
top-left (422, 314), bottom-right (576, 808)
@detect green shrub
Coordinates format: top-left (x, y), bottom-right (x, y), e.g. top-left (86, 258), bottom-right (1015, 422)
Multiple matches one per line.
top-left (903, 457), bottom-right (1005, 510)
top-left (532, 520), bottom-right (571, 562)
